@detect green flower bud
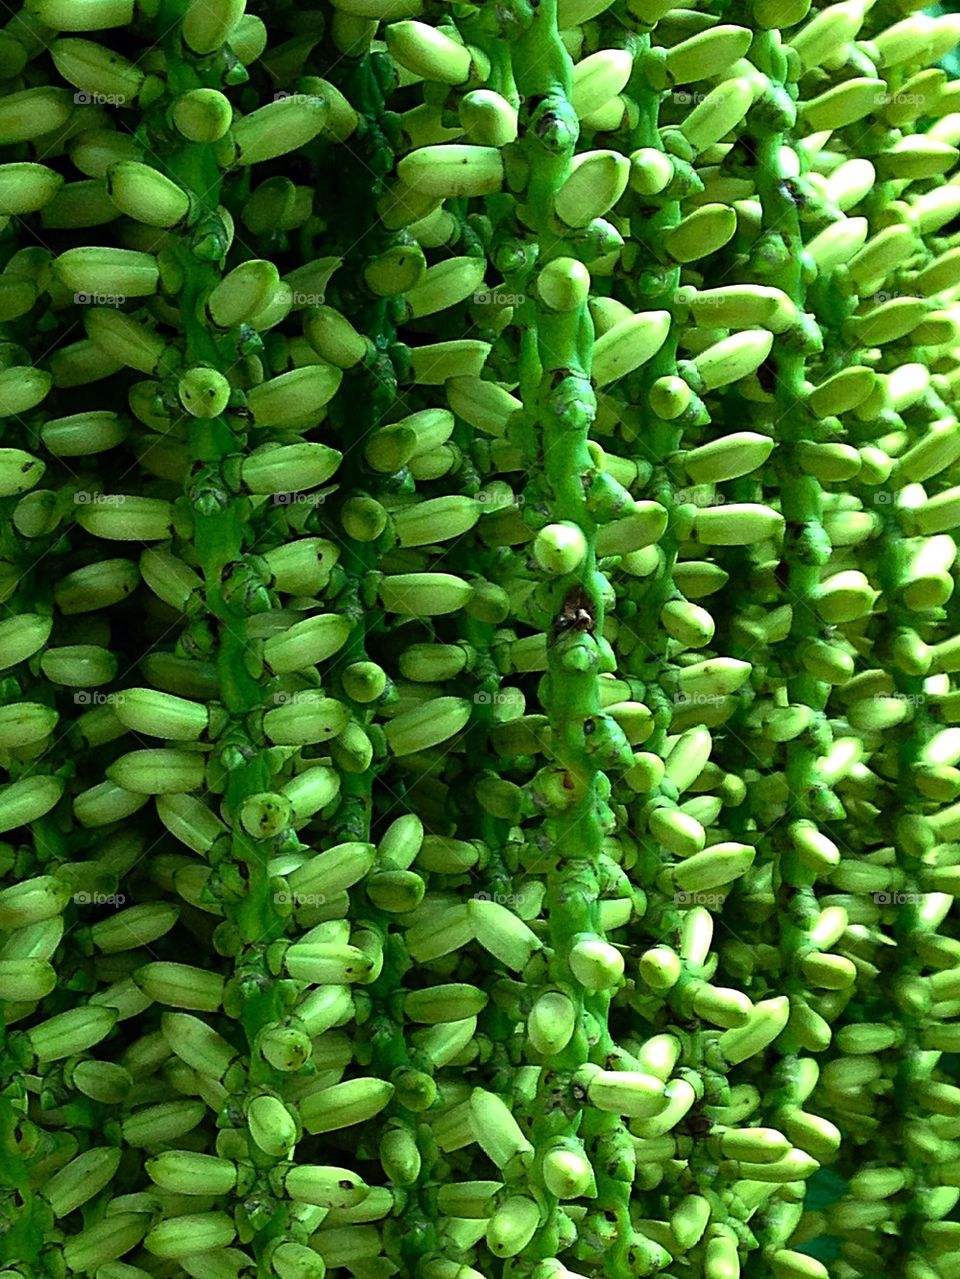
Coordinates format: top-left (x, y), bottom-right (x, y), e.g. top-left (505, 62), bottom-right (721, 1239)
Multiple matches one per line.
top-left (487, 1196), bottom-right (540, 1258)
top-left (76, 488), bottom-right (173, 539)
top-left (49, 38), bottom-right (141, 105)
top-left (146, 1151), bottom-right (237, 1196)
top-left (27, 1005), bottom-right (117, 1062)
top-left (0, 162), bottom-right (63, 215)
top-left (555, 150), bottom-right (629, 227)
top-left (571, 49), bottom-right (633, 117)
top-left (172, 88), bottom-right (233, 141)
top-left (0, 87), bottom-right (73, 145)
top-left (143, 1213), bottom-right (236, 1260)
top-left (459, 89), bottom-right (518, 146)
top-left (398, 144), bottom-right (504, 198)
top-left (106, 161), bottom-right (189, 228)
top-left (247, 364), bottom-right (342, 427)
top-left (300, 1077), bottom-right (394, 1136)
top-left (0, 366), bottom-right (51, 420)
top-left (134, 962), bottom-right (224, 1011)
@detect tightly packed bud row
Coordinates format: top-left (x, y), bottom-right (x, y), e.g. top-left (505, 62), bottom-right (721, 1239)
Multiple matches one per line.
top-left (0, 1), bottom-right (957, 1278)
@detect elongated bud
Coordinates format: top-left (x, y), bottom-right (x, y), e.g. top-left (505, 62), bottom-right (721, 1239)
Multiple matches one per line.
top-left (106, 162), bottom-right (189, 228)
top-left (162, 1011), bottom-right (237, 1082)
top-left (0, 162), bottom-right (62, 215)
top-left (672, 842), bottom-right (756, 893)
top-left (143, 1213), bottom-right (237, 1260)
top-left (284, 941), bottom-right (374, 985)
top-left (206, 259), bottom-right (280, 328)
top-left (408, 339), bottom-right (490, 384)
top-left (51, 36), bottom-right (143, 102)
top-left (75, 495), bottom-right (173, 542)
top-left (469, 897), bottom-right (541, 971)
top-left (0, 701), bottom-right (58, 748)
top-left (300, 1078), bottom-right (394, 1135)
top-left (247, 1094), bottom-right (297, 1158)
top-left (233, 93), bottom-right (328, 165)
top-left (582, 1066), bottom-right (666, 1118)
top-left (247, 364), bottom-right (342, 428)
top-left (134, 962), bottom-right (225, 1011)
top-left (27, 1005), bottom-right (117, 1062)
top-left (680, 76), bottom-right (755, 153)
top-left (0, 775), bottom-right (63, 834)
top-left (379, 572), bottom-right (472, 616)
top-left (91, 903), bottom-right (179, 953)
top-left (800, 76), bottom-right (885, 131)
top-left (182, 0), bottom-right (246, 52)
top-left (113, 688), bottom-right (210, 741)
top-left (282, 766), bottom-right (340, 823)
top-left (147, 1151), bottom-right (237, 1196)
top-left (555, 150), bottom-right (629, 227)
top-left (542, 1144), bottom-right (596, 1199)
top-left (173, 87), bottom-right (233, 141)
top-left (26, 0), bottom-right (134, 29)
top-left (56, 244), bottom-right (157, 296)
top-left (0, 367), bottom-right (51, 417)
top-left (43, 1147), bottom-right (123, 1218)
top-left (284, 1164), bottom-right (368, 1208)
top-left (459, 90), bottom-right (518, 146)
top-left (692, 504), bottom-right (783, 547)
top-left (572, 48), bottom-right (633, 117)
top-left (664, 203), bottom-right (737, 264)
top-left (671, 1195), bottom-right (712, 1252)
top-left (487, 1196), bottom-right (540, 1258)
top-left (62, 1215), bottom-right (151, 1274)
top-left (398, 144), bottom-right (503, 198)
top-left (304, 305), bottom-right (367, 368)
top-left (0, 86), bottom-right (73, 145)
top-left (592, 310), bottom-right (671, 387)
top-left (386, 21), bottom-right (486, 84)
top-left (470, 1087), bottom-right (533, 1167)
top-left (393, 495), bottom-right (480, 547)
top-left (720, 996), bottom-right (790, 1064)
top-left (689, 330), bottom-right (775, 392)
top-left (385, 696), bottom-right (471, 757)
top-left (527, 991), bottom-right (576, 1055)
top-left (107, 749), bottom-right (204, 795)
top-left (0, 958), bottom-right (55, 1001)
top-left (666, 24), bottom-right (753, 81)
